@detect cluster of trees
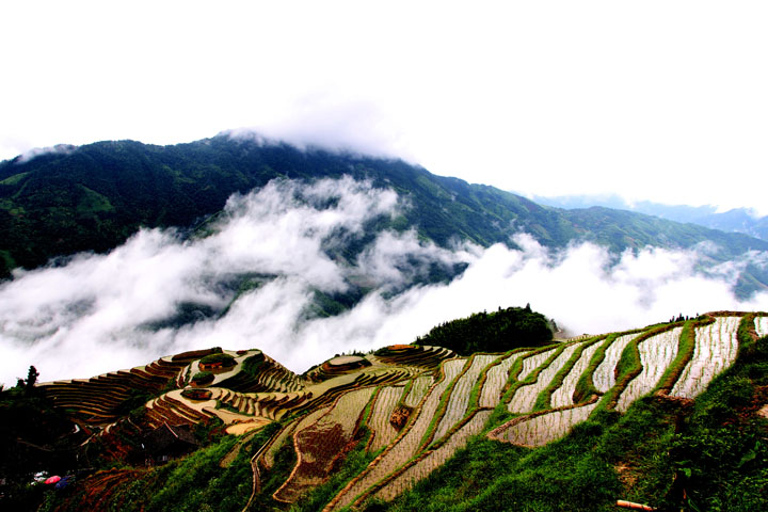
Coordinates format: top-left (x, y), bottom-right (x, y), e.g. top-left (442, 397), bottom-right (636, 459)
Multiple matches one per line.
top-left (415, 305), bottom-right (554, 355)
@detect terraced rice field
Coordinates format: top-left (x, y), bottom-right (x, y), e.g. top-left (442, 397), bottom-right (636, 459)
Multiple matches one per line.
top-left (756, 316), bottom-right (768, 338)
top-left (40, 312), bottom-right (765, 510)
top-left (367, 385), bottom-right (406, 453)
top-left (431, 354), bottom-right (498, 442)
top-left (402, 375), bottom-right (433, 408)
top-left (490, 402), bottom-right (598, 447)
top-left (477, 351), bottom-right (525, 408)
top-left (517, 348), bottom-right (556, 381)
top-left (368, 410), bottom-right (493, 504)
top-left (592, 333), bottom-right (637, 393)
top-left (551, 340), bottom-right (602, 408)
top-left (509, 344), bottom-right (579, 413)
top-left (274, 387), bottom-right (375, 502)
top-left (670, 316), bottom-right (740, 398)
top-left (616, 326), bottom-right (682, 412)
top-left (261, 406), bottom-right (331, 471)
top-left (325, 358), bottom-right (467, 511)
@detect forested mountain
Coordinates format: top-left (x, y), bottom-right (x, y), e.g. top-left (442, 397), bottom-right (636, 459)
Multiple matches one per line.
top-left (2, 134), bottom-right (767, 297)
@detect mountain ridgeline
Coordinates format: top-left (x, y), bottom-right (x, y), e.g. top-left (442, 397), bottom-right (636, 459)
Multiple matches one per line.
top-left (534, 193), bottom-right (768, 242)
top-left (2, 135), bottom-right (768, 297)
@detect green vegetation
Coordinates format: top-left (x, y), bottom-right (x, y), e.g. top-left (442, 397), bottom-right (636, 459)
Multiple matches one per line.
top-left (44, 422), bottom-right (282, 512)
top-left (199, 352), bottom-right (237, 367)
top-left (416, 306), bottom-right (553, 355)
top-left (239, 351), bottom-right (266, 377)
top-left (192, 371), bottom-right (214, 384)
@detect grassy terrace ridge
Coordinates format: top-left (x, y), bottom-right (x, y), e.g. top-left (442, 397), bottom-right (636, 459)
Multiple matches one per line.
top-left (593, 322), bottom-right (682, 412)
top-left (532, 337), bottom-right (602, 411)
top-left (419, 357), bottom-right (471, 450)
top-left (468, 352), bottom-right (506, 411)
top-left (501, 344), bottom-right (564, 408)
top-left (654, 316), bottom-right (715, 395)
top-left (572, 333), bottom-right (619, 403)
top-left (12, 311), bottom-right (766, 512)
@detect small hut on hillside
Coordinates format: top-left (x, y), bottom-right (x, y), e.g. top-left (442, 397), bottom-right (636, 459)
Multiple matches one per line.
top-left (143, 423), bottom-right (198, 464)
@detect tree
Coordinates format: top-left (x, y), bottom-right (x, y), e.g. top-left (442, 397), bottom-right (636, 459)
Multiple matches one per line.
top-left (25, 366), bottom-right (39, 388)
top-left (15, 365), bottom-right (39, 396)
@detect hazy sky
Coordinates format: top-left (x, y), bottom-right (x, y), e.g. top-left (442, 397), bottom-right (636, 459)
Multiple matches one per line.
top-left (2, 1), bottom-right (767, 213)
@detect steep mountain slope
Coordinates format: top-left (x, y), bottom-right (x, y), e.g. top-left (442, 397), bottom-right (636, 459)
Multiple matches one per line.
top-left (4, 311), bottom-right (766, 511)
top-left (2, 135), bottom-right (767, 297)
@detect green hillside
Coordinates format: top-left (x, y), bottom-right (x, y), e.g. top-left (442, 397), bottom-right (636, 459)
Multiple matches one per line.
top-left (3, 310), bottom-right (767, 511)
top-left (1, 136), bottom-right (767, 298)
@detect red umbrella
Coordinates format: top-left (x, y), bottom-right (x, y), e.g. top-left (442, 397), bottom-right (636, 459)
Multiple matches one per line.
top-left (44, 475), bottom-right (61, 485)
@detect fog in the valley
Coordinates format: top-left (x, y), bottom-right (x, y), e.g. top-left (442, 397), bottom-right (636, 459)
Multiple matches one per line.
top-left (1, 177), bottom-right (767, 386)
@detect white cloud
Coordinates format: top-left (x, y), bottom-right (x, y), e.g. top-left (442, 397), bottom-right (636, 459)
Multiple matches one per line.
top-left (1, 178), bottom-right (767, 386)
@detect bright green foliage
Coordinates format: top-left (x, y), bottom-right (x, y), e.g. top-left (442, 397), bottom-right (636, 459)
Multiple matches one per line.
top-left (239, 351), bottom-right (266, 378)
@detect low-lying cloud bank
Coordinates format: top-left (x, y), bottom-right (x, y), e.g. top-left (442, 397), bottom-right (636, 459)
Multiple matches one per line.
top-left (1, 177), bottom-right (767, 386)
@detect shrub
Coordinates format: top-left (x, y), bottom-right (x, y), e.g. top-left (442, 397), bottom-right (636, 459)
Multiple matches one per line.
top-left (199, 353), bottom-right (236, 367)
top-left (191, 371), bottom-right (214, 385)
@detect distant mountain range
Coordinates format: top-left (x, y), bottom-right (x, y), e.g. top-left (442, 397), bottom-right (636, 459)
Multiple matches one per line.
top-left (1, 134), bottom-right (767, 297)
top-left (532, 194), bottom-right (768, 242)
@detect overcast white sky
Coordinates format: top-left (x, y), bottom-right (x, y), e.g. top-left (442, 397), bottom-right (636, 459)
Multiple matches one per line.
top-left (2, 1), bottom-right (767, 214)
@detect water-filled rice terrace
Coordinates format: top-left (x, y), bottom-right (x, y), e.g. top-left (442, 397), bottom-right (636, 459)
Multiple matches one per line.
top-left (39, 312), bottom-right (768, 509)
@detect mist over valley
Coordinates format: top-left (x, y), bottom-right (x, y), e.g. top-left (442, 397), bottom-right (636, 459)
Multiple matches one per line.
top-left (1, 136), bottom-right (767, 386)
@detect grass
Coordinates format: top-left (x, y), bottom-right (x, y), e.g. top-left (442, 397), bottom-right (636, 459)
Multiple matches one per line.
top-left (43, 424), bottom-right (284, 512)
